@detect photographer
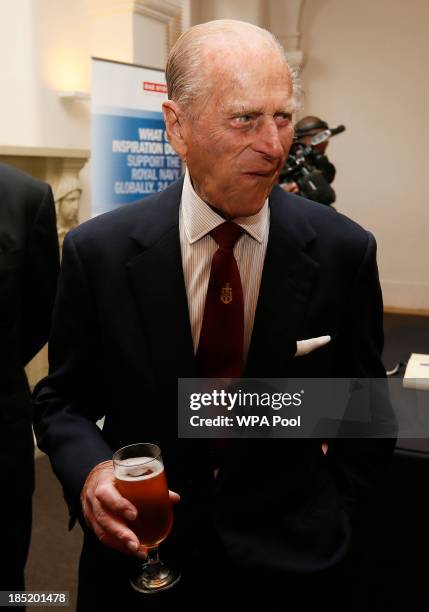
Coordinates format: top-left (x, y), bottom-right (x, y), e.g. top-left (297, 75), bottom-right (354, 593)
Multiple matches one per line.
top-left (280, 115), bottom-right (344, 206)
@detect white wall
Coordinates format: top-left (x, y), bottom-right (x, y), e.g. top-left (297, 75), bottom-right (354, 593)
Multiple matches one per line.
top-left (191, 0), bottom-right (267, 27)
top-left (0, 0), bottom-right (91, 149)
top-left (300, 0), bottom-right (429, 309)
top-left (0, 0), bottom-right (40, 145)
top-left (35, 0), bottom-right (92, 220)
top-left (0, 0), bottom-right (92, 220)
top-left (34, 0), bottom-right (91, 149)
top-left (0, 0), bottom-right (174, 223)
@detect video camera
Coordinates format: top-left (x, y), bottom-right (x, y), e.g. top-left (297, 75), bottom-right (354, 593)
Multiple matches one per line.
top-left (279, 124), bottom-right (346, 206)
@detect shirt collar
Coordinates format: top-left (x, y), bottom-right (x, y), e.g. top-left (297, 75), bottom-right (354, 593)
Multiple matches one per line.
top-left (181, 168), bottom-right (268, 245)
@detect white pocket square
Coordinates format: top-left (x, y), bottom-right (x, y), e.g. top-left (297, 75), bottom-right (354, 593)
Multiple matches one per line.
top-left (295, 335), bottom-right (331, 357)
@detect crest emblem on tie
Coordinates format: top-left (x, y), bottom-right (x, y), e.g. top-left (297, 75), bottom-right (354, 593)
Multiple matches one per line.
top-left (221, 282), bottom-right (233, 304)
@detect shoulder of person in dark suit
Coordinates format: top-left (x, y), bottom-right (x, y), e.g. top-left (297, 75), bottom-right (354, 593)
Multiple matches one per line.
top-left (272, 185), bottom-right (373, 267)
top-left (65, 177), bottom-right (183, 253)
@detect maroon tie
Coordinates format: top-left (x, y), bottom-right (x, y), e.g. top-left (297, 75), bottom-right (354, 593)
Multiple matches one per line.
top-left (197, 221), bottom-right (245, 378)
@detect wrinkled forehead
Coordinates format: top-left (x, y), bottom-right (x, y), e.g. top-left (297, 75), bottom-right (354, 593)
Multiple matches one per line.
top-left (202, 43), bottom-right (293, 111)
top-left (203, 34), bottom-right (288, 77)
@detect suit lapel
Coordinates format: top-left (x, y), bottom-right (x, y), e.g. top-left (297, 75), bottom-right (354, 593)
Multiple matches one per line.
top-left (126, 180), bottom-right (197, 381)
top-left (245, 187), bottom-right (320, 377)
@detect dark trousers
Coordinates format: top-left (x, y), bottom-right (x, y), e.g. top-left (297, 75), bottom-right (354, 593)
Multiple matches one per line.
top-left (0, 500), bottom-right (32, 592)
top-left (76, 531), bottom-right (377, 612)
top-left (0, 418), bottom-right (34, 593)
top-left (0, 417), bottom-right (34, 612)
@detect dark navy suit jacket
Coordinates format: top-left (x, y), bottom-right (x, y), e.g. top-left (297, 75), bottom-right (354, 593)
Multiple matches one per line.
top-left (33, 179), bottom-right (394, 580)
top-left (0, 163), bottom-right (59, 590)
top-left (0, 163), bottom-right (59, 493)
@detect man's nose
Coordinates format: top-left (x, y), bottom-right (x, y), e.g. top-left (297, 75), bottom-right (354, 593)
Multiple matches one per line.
top-left (253, 117), bottom-right (285, 159)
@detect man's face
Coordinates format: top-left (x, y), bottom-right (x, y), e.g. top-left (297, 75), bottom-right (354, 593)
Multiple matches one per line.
top-left (179, 48), bottom-right (294, 218)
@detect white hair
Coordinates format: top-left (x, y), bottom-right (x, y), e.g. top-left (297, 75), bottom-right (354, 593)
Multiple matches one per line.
top-left (165, 19), bottom-right (301, 117)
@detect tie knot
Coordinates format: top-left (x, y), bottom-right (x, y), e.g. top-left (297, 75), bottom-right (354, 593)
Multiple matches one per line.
top-left (210, 221), bottom-right (244, 250)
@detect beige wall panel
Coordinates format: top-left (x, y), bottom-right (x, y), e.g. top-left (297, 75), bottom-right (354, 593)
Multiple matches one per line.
top-left (300, 0), bottom-right (429, 308)
top-left (192, 0), bottom-right (266, 26)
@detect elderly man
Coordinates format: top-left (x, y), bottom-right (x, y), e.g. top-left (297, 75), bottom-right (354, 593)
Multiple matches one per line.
top-left (34, 19), bottom-right (393, 611)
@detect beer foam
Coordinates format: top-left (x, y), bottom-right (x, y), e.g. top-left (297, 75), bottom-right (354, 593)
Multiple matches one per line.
top-left (115, 457), bottom-right (163, 481)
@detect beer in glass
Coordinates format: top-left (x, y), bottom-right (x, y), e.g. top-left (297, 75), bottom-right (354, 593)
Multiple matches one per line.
top-left (113, 443), bottom-right (180, 593)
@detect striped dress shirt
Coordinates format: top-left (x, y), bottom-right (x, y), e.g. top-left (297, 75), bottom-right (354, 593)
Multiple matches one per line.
top-left (179, 169), bottom-right (269, 360)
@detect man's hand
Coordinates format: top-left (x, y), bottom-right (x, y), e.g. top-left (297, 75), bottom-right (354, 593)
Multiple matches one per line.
top-left (80, 460), bottom-right (180, 558)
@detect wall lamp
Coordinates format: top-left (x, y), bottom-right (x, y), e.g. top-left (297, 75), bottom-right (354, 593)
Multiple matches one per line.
top-left (57, 91), bottom-right (90, 100)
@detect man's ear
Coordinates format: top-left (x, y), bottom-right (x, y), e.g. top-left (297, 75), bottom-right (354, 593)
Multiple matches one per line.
top-left (162, 100), bottom-right (188, 161)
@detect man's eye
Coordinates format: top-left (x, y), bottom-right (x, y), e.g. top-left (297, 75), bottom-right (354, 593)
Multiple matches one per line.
top-left (232, 115), bottom-right (253, 125)
top-left (275, 113), bottom-right (292, 125)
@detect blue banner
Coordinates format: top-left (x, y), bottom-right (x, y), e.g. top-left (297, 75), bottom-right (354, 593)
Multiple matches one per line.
top-left (91, 60), bottom-right (182, 216)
